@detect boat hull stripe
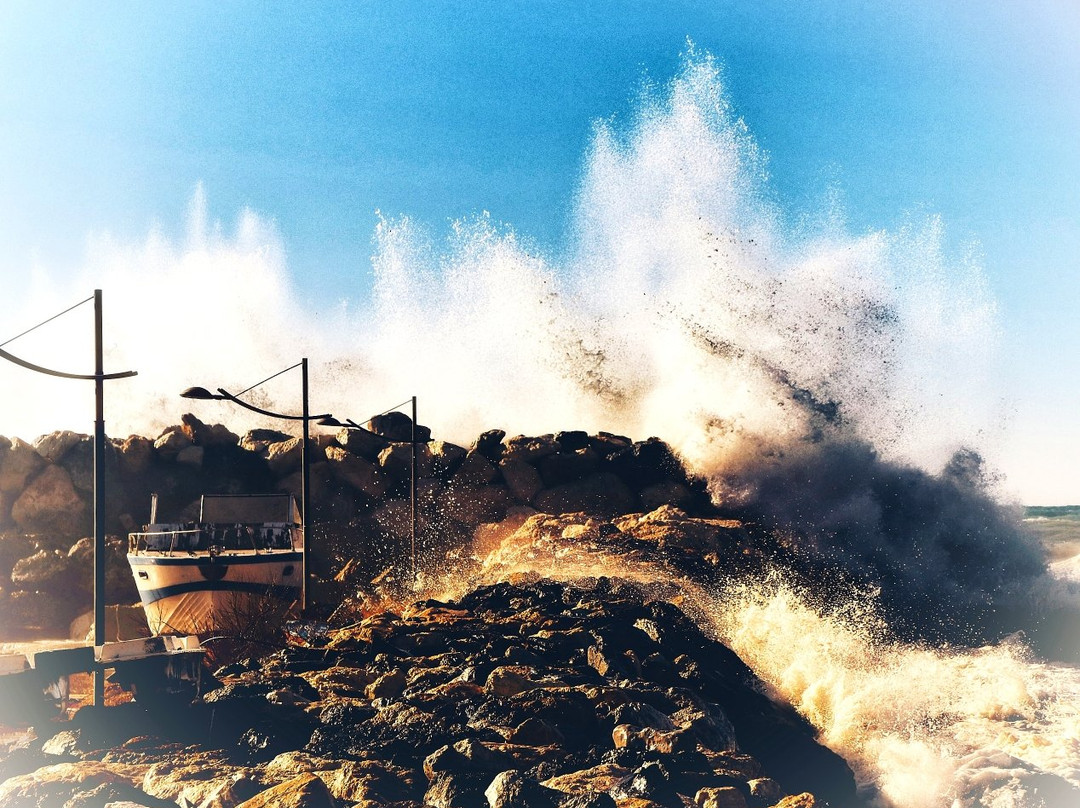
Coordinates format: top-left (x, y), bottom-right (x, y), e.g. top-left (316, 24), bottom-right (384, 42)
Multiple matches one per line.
top-left (138, 580), bottom-right (301, 605)
top-left (128, 552), bottom-right (303, 567)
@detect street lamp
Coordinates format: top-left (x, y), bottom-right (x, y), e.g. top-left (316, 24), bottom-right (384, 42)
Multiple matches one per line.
top-left (0, 289), bottom-right (137, 707)
top-left (318, 396), bottom-right (425, 586)
top-left (180, 358), bottom-right (330, 611)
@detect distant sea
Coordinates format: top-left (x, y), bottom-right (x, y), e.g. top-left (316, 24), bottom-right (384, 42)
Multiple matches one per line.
top-left (1024, 505), bottom-right (1080, 563)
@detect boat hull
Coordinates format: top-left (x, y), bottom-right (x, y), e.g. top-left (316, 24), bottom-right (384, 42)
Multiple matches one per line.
top-left (127, 551), bottom-right (302, 636)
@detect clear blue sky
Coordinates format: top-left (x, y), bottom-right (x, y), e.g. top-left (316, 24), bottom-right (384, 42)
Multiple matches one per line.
top-left (1, 1), bottom-right (1078, 502)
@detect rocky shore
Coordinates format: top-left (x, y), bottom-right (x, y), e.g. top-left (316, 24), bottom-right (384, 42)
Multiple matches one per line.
top-left (0, 416), bottom-right (716, 638)
top-left (0, 577), bottom-right (859, 808)
top-left (0, 417), bottom-right (867, 806)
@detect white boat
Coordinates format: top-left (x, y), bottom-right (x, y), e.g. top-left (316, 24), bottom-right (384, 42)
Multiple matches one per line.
top-left (127, 494), bottom-right (303, 636)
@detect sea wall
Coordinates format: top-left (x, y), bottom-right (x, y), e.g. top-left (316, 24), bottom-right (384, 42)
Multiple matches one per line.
top-left (0, 415), bottom-right (713, 636)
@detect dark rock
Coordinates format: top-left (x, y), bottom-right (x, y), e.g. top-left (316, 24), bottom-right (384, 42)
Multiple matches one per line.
top-left (532, 472), bottom-right (638, 516)
top-left (555, 430), bottom-right (591, 452)
top-left (424, 770), bottom-right (492, 808)
top-left (484, 769), bottom-right (563, 808)
top-left (472, 429), bottom-right (506, 460)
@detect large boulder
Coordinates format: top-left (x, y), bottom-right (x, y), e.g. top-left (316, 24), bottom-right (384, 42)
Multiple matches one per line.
top-left (532, 472), bottom-right (638, 516)
top-left (334, 426), bottom-right (389, 462)
top-left (33, 430), bottom-right (84, 463)
top-left (0, 437), bottom-right (46, 493)
top-left (115, 434), bottom-right (154, 476)
top-left (10, 464), bottom-right (88, 538)
top-left (235, 772), bottom-right (336, 808)
top-left (325, 446), bottom-right (387, 499)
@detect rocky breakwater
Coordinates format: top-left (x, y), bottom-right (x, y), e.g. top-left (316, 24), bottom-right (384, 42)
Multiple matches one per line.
top-left (0, 415), bottom-right (714, 637)
top-left (0, 577), bottom-right (860, 808)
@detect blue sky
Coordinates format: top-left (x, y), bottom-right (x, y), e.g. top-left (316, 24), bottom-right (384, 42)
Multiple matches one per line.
top-left (1, 1), bottom-right (1078, 503)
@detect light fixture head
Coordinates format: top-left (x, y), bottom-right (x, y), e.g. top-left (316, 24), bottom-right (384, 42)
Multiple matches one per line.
top-left (179, 386), bottom-right (218, 400)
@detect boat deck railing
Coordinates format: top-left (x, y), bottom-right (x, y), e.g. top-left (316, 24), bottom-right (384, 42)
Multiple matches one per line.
top-left (129, 523), bottom-right (299, 555)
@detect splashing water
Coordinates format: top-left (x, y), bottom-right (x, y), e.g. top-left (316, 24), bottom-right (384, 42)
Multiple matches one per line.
top-left (430, 515), bottom-right (1080, 808)
top-left (3, 45), bottom-right (1074, 807)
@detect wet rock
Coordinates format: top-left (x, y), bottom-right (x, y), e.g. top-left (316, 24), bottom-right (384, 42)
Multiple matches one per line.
top-left (368, 411), bottom-right (430, 444)
top-left (498, 457), bottom-right (544, 504)
top-left (472, 429), bottom-right (506, 460)
top-left (451, 451), bottom-right (500, 488)
top-left (532, 472), bottom-right (638, 516)
top-left (536, 449), bottom-right (599, 491)
top-left (0, 761), bottom-right (149, 808)
top-left (425, 770), bottom-right (492, 808)
top-left (235, 771), bottom-right (336, 808)
top-left (484, 769), bottom-right (563, 808)
top-left (508, 717), bottom-right (564, 747)
top-left (325, 445), bottom-right (387, 499)
top-left (695, 785), bottom-right (749, 808)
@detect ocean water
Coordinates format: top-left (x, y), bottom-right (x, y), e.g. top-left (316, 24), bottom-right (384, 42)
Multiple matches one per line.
top-left (3, 46), bottom-right (1077, 807)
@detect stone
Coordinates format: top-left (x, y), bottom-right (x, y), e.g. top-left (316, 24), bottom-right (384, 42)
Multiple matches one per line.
top-left (555, 430), bottom-right (591, 451)
top-left (33, 430), bottom-right (84, 463)
top-left (335, 426), bottom-right (389, 462)
top-left (508, 717), bottom-right (564, 747)
top-left (141, 755), bottom-right (254, 806)
top-left (695, 786), bottom-right (748, 808)
top-left (0, 761), bottom-right (148, 808)
top-left (639, 480), bottom-right (693, 511)
top-left (425, 771), bottom-right (492, 808)
top-left (772, 795), bottom-right (816, 808)
top-left (367, 411), bottom-right (430, 443)
top-left (536, 448), bottom-right (600, 487)
top-left (747, 777), bottom-right (784, 803)
top-left (240, 428), bottom-right (292, 454)
top-left (115, 435), bottom-right (154, 476)
top-left (588, 432), bottom-right (633, 458)
top-left (498, 457), bottom-right (544, 504)
top-left (176, 445), bottom-right (205, 467)
top-left (430, 440), bottom-right (468, 475)
top-left (484, 666), bottom-right (537, 697)
top-left (451, 451), bottom-right (499, 487)
top-left (0, 437), bottom-right (46, 493)
top-left (378, 441), bottom-right (435, 480)
top-left (503, 434), bottom-right (560, 463)
top-left (153, 427), bottom-right (193, 457)
top-left (484, 769), bottom-right (562, 808)
top-left (543, 763), bottom-right (631, 795)
top-left (604, 437), bottom-right (689, 490)
top-left (324, 445), bottom-right (386, 499)
top-left (10, 464), bottom-right (88, 537)
top-left (472, 429), bottom-right (506, 460)
top-left (266, 437), bottom-right (305, 474)
top-left (532, 472), bottom-right (638, 516)
top-left (366, 669), bottom-right (407, 700)
top-left (235, 772), bottom-right (336, 808)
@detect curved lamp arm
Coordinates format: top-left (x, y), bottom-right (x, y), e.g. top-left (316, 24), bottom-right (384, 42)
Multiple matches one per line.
top-left (0, 346), bottom-right (137, 381)
top-left (213, 388), bottom-right (330, 421)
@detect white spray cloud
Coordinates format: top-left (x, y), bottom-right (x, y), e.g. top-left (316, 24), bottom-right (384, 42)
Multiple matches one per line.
top-left (1, 49), bottom-right (1002, 490)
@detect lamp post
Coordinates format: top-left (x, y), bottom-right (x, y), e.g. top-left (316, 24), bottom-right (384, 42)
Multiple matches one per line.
top-left (180, 358), bottom-right (330, 611)
top-left (0, 290), bottom-right (137, 706)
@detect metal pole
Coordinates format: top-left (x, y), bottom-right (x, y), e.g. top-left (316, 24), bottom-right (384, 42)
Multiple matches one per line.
top-left (300, 358), bottom-right (310, 613)
top-left (92, 290), bottom-right (106, 707)
top-left (410, 395), bottom-right (417, 586)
